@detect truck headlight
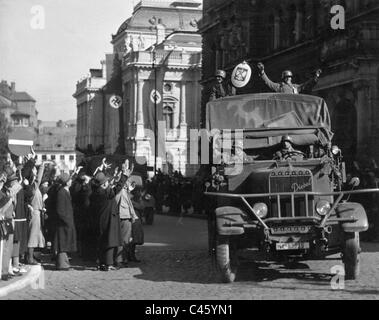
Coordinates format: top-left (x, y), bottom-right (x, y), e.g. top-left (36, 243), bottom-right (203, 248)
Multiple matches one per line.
top-left (253, 203), bottom-right (268, 219)
top-left (316, 200), bottom-right (331, 216)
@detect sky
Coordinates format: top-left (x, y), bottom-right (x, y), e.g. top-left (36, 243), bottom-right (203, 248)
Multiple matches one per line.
top-left (0, 0), bottom-right (134, 121)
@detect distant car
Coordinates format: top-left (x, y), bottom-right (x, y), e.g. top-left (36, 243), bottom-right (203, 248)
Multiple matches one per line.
top-left (204, 93), bottom-right (379, 283)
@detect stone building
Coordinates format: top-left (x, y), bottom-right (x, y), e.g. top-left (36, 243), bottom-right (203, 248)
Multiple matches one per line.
top-left (0, 80), bottom-right (38, 129)
top-left (74, 0), bottom-right (203, 176)
top-left (199, 0), bottom-right (379, 170)
top-left (73, 64), bottom-right (108, 162)
top-left (34, 120), bottom-right (77, 172)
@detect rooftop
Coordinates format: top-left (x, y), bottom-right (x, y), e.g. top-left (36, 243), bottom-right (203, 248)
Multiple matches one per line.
top-left (114, 0), bottom-right (201, 37)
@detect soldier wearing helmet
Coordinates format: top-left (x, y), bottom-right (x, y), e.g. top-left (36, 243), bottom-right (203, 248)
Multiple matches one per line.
top-left (257, 62), bottom-right (322, 94)
top-left (274, 135), bottom-right (305, 161)
top-left (209, 69), bottom-right (236, 101)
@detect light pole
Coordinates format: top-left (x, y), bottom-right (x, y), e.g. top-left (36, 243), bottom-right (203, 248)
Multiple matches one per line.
top-left (152, 46), bottom-right (158, 175)
top-left (177, 147), bottom-right (181, 174)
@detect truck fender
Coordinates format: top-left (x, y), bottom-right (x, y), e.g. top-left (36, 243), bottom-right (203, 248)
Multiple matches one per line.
top-left (336, 202), bottom-right (368, 233)
top-left (215, 206), bottom-right (245, 236)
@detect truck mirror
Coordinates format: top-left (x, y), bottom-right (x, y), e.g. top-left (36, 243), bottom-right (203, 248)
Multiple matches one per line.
top-left (349, 177), bottom-right (360, 187)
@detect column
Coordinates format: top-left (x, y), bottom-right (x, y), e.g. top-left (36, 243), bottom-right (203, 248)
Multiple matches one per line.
top-left (353, 80), bottom-right (370, 152)
top-left (180, 81), bottom-right (187, 138)
top-left (274, 14), bottom-right (280, 50)
top-left (295, 4), bottom-right (304, 42)
top-left (136, 80), bottom-right (144, 138)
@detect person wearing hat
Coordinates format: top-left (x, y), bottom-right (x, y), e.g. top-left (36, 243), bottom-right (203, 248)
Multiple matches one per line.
top-left (257, 62), bottom-right (322, 94)
top-left (0, 172), bottom-right (15, 281)
top-left (3, 166), bottom-right (28, 275)
top-left (52, 173), bottom-right (76, 270)
top-left (209, 69), bottom-right (236, 101)
top-left (274, 135), bottom-right (305, 161)
top-left (89, 172), bottom-right (122, 271)
top-left (70, 169), bottom-right (92, 259)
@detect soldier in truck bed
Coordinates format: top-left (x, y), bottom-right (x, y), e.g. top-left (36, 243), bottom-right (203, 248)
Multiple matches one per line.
top-left (209, 70), bottom-right (236, 101)
top-left (257, 62), bottom-right (322, 94)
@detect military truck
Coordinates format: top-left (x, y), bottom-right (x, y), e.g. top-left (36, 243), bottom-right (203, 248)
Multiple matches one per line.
top-left (204, 93), bottom-right (379, 283)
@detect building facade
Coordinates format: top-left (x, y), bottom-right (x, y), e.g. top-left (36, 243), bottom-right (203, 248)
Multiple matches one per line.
top-left (0, 80), bottom-right (38, 129)
top-left (34, 120), bottom-right (77, 172)
top-left (199, 0), bottom-right (379, 170)
top-left (73, 66), bottom-right (108, 162)
top-left (74, 0), bottom-right (203, 176)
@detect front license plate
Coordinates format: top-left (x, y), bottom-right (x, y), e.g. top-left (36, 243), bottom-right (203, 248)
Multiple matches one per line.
top-left (276, 242), bottom-right (310, 251)
top-left (272, 226), bottom-right (312, 234)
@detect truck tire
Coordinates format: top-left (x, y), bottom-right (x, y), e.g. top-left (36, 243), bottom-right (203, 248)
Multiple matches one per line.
top-left (343, 232), bottom-right (360, 280)
top-left (216, 236), bottom-right (238, 283)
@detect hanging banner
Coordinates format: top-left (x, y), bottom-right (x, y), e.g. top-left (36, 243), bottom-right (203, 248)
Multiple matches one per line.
top-left (150, 89), bottom-right (161, 104)
top-left (109, 95), bottom-right (122, 109)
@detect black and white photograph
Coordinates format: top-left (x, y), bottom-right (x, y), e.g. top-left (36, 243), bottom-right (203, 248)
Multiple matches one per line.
top-left (1, 0), bottom-right (379, 305)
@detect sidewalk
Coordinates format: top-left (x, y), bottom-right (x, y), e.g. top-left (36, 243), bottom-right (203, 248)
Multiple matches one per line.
top-left (0, 265), bottom-right (42, 298)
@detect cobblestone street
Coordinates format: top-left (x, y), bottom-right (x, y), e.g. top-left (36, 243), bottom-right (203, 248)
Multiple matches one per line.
top-left (2, 214), bottom-right (379, 300)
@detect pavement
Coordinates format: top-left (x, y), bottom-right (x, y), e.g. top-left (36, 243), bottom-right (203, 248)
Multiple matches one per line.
top-left (1, 214), bottom-right (379, 300)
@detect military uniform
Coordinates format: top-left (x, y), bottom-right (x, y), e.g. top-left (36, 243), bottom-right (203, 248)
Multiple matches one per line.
top-left (209, 82), bottom-right (236, 101)
top-left (209, 69), bottom-right (236, 101)
top-left (260, 71), bottom-right (319, 94)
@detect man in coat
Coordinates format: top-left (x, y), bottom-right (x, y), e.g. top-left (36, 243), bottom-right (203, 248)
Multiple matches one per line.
top-left (0, 172), bottom-right (14, 281)
top-left (90, 172), bottom-right (122, 271)
top-left (54, 173), bottom-right (77, 270)
top-left (257, 62), bottom-right (322, 94)
top-left (4, 167), bottom-right (28, 275)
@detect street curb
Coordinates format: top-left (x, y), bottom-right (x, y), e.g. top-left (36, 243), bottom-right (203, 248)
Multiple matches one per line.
top-left (0, 265), bottom-right (42, 298)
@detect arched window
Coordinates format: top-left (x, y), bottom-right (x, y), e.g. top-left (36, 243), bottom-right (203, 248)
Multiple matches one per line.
top-left (163, 105), bottom-right (174, 129)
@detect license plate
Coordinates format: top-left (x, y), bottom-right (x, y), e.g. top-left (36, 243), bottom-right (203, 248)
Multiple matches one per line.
top-left (276, 242), bottom-right (310, 251)
top-left (272, 226), bottom-right (312, 234)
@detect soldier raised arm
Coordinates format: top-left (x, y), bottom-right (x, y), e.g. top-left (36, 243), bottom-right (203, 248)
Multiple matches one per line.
top-left (257, 62), bottom-right (322, 94)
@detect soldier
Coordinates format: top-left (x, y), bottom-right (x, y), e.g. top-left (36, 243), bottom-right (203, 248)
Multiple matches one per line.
top-left (274, 135), bottom-right (305, 161)
top-left (257, 62), bottom-right (322, 94)
top-left (209, 70), bottom-right (236, 101)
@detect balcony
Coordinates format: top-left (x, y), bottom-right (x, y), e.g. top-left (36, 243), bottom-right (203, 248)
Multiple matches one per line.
top-left (123, 50), bottom-right (202, 68)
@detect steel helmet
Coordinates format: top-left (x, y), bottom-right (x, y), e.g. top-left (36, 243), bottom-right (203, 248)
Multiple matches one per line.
top-left (281, 135), bottom-right (293, 143)
top-left (215, 70), bottom-right (226, 79)
top-left (282, 70), bottom-right (293, 79)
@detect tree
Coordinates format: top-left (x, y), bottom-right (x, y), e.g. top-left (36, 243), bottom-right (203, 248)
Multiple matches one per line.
top-left (0, 111), bottom-right (10, 170)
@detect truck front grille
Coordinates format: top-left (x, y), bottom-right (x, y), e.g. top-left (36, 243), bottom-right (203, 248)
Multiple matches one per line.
top-left (269, 168), bottom-right (314, 218)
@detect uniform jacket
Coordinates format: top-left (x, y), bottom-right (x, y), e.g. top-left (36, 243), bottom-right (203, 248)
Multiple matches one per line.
top-left (260, 72), bottom-right (318, 94)
top-left (209, 82), bottom-right (236, 101)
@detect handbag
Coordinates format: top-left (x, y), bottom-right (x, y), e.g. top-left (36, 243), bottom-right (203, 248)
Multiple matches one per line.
top-left (0, 219), bottom-right (14, 240)
top-left (131, 219), bottom-right (144, 245)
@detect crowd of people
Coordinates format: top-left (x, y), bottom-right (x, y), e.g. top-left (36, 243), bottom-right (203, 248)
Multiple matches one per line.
top-left (0, 149), bottom-right (147, 281)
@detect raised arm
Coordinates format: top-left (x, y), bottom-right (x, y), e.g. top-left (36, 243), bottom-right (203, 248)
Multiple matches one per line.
top-left (297, 69), bottom-right (322, 93)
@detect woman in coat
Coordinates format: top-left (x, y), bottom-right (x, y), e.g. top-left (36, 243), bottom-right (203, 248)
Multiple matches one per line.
top-left (53, 173), bottom-right (77, 270)
top-left (22, 158), bottom-right (50, 265)
top-left (89, 172), bottom-right (122, 271)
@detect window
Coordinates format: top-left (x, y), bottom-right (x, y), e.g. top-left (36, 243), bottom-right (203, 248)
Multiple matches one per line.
top-left (69, 155), bottom-right (74, 161)
top-left (163, 105), bottom-right (174, 129)
top-left (60, 155), bottom-right (65, 160)
top-left (51, 155), bottom-right (56, 160)
top-left (42, 155), bottom-right (47, 161)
